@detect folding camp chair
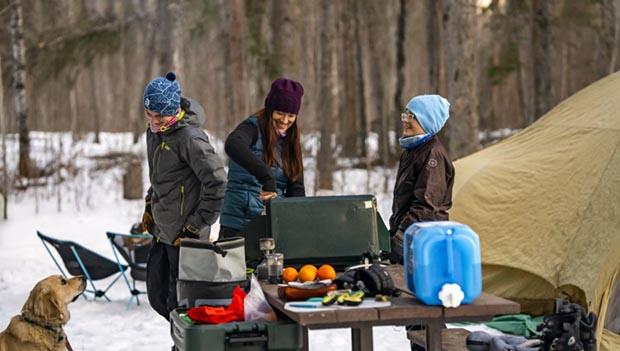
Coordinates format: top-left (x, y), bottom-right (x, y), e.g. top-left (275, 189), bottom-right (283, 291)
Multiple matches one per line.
top-left (37, 231), bottom-right (127, 302)
top-left (106, 231), bottom-right (152, 307)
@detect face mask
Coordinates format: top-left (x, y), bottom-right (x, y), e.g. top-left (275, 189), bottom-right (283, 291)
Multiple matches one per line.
top-left (150, 110), bottom-right (185, 133)
top-left (399, 134), bottom-right (431, 150)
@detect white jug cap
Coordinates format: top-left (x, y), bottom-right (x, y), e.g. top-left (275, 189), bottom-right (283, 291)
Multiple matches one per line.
top-left (438, 283), bottom-right (465, 308)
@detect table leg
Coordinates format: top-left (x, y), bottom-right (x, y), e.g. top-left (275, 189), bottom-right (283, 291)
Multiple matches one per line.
top-left (425, 320), bottom-right (443, 351)
top-left (301, 327), bottom-right (309, 351)
top-left (351, 326), bottom-right (373, 351)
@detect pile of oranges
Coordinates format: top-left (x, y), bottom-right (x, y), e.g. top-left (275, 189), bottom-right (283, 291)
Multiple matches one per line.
top-left (282, 264), bottom-right (336, 283)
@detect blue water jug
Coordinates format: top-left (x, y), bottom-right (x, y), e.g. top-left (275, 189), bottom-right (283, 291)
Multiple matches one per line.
top-left (403, 221), bottom-right (482, 307)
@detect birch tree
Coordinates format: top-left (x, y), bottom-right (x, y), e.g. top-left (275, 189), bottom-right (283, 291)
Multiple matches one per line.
top-left (10, 0), bottom-right (31, 178)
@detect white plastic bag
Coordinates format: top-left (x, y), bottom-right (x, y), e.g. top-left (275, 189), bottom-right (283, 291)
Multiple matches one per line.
top-left (244, 274), bottom-right (277, 321)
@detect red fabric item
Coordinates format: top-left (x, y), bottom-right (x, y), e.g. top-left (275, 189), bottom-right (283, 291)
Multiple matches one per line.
top-left (187, 286), bottom-right (247, 324)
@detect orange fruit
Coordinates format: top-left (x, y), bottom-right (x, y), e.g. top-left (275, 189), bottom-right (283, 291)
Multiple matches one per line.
top-left (282, 267), bottom-right (298, 283)
top-left (298, 266), bottom-right (318, 282)
top-left (317, 264), bottom-right (336, 280)
top-left (300, 264), bottom-right (318, 273)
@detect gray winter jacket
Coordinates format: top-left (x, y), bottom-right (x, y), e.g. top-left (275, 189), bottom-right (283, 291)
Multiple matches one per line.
top-left (145, 98), bottom-right (227, 244)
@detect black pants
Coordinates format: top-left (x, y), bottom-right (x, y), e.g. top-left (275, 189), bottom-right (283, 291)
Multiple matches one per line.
top-left (146, 240), bottom-right (180, 320)
top-left (219, 225), bottom-right (240, 239)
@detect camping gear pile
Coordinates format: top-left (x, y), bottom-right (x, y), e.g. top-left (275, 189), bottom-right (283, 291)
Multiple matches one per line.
top-left (466, 299), bottom-right (598, 351)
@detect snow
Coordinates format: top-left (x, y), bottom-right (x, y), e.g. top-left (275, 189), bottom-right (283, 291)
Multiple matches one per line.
top-left (0, 132), bottom-right (413, 350)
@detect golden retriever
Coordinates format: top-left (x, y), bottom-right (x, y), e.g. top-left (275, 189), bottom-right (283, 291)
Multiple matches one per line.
top-left (0, 275), bottom-right (86, 351)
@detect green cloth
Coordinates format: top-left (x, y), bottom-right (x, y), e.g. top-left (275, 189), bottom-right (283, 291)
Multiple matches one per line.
top-left (484, 314), bottom-right (544, 337)
top-left (449, 314), bottom-right (544, 337)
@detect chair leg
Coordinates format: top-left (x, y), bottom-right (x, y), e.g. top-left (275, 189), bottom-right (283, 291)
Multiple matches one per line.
top-left (108, 237), bottom-right (136, 298)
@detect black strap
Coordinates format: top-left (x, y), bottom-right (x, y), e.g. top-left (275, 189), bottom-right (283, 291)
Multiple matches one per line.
top-left (66, 336), bottom-right (74, 351)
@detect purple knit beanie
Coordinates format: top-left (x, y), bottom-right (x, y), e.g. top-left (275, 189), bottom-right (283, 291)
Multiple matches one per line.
top-left (264, 78), bottom-right (304, 115)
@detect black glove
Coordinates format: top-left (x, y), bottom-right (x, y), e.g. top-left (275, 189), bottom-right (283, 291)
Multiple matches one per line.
top-left (389, 230), bottom-right (404, 264)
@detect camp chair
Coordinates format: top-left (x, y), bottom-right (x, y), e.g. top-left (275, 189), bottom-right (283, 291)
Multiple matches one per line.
top-left (106, 231), bottom-right (152, 307)
top-left (36, 231), bottom-right (127, 302)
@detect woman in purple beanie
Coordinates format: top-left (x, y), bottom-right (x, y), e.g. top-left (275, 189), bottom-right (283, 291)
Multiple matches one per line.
top-left (219, 78), bottom-right (306, 237)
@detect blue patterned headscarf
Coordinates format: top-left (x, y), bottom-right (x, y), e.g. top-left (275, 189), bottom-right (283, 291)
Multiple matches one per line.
top-left (143, 72), bottom-right (181, 116)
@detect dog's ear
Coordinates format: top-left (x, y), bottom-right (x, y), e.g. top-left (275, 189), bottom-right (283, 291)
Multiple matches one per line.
top-left (22, 288), bottom-right (67, 325)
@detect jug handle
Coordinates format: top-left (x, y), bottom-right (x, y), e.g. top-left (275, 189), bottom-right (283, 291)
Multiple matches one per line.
top-left (446, 234), bottom-right (454, 279)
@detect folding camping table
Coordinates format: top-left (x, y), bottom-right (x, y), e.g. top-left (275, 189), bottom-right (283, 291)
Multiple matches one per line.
top-left (260, 265), bottom-right (520, 351)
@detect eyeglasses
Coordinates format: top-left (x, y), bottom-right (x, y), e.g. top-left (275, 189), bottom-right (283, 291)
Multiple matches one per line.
top-left (400, 111), bottom-right (416, 122)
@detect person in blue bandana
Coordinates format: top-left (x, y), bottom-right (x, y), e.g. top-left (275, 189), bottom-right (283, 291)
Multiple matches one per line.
top-left (140, 72), bottom-right (227, 320)
top-left (388, 94), bottom-right (455, 264)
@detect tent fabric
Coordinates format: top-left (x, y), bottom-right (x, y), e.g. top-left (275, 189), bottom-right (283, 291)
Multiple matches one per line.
top-left (451, 72), bottom-right (620, 350)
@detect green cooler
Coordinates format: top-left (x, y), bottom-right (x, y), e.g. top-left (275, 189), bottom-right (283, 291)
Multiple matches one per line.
top-left (171, 309), bottom-right (302, 351)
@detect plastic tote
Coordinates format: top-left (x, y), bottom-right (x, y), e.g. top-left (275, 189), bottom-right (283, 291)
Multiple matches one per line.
top-left (403, 221), bottom-right (482, 307)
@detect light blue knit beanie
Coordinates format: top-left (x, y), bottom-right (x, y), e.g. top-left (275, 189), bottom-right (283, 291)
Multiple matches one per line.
top-left (405, 94), bottom-right (451, 135)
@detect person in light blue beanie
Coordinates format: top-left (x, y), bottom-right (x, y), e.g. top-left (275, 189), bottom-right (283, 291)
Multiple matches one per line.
top-left (389, 94), bottom-right (455, 264)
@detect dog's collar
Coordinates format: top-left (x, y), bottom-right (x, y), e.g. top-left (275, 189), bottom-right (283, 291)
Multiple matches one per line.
top-left (20, 313), bottom-right (64, 343)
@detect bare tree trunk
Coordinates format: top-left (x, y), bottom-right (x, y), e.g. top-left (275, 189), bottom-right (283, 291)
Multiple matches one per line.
top-left (366, 1), bottom-right (390, 165)
top-left (600, 0), bottom-right (620, 75)
top-left (134, 1), bottom-right (157, 143)
top-left (123, 156), bottom-right (143, 200)
top-left (532, 0), bottom-right (551, 120)
top-left (439, 0), bottom-right (479, 159)
top-left (157, 0), bottom-right (173, 71)
top-left (0, 55), bottom-right (7, 219)
top-left (316, 0), bottom-right (334, 191)
top-left (10, 0), bottom-right (30, 178)
top-left (559, 40), bottom-right (570, 101)
top-left (504, 0), bottom-right (528, 128)
top-left (338, 0), bottom-right (358, 158)
top-left (426, 0), bottom-right (440, 93)
top-left (222, 4), bottom-right (236, 128)
top-left (611, 2), bottom-right (620, 74)
top-left (88, 66), bottom-right (101, 143)
top-left (271, 0), bottom-right (293, 76)
top-left (226, 0), bottom-right (247, 121)
top-left (515, 47), bottom-right (527, 127)
top-left (354, 0), bottom-right (368, 159)
top-left (69, 78), bottom-right (80, 143)
top-left (393, 0), bottom-right (407, 158)
top-left (118, 2), bottom-right (130, 141)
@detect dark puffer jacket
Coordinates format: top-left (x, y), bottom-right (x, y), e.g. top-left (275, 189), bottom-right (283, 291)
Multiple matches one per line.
top-left (146, 98), bottom-right (227, 244)
top-left (388, 135), bottom-right (455, 235)
top-left (220, 116), bottom-right (305, 230)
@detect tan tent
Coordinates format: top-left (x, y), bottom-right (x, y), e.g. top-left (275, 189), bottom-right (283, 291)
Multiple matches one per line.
top-left (452, 72), bottom-right (620, 350)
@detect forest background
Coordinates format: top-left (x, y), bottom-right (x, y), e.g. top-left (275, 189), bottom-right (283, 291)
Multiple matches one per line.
top-left (1, 0), bottom-right (619, 213)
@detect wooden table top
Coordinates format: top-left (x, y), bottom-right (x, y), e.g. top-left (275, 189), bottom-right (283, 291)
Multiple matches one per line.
top-left (260, 264), bottom-right (520, 328)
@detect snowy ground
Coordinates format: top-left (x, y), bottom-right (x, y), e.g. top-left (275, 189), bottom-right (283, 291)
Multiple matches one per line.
top-left (0, 132), bottom-right (412, 350)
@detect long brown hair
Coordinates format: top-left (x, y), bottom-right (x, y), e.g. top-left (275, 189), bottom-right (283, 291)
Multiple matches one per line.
top-left (254, 108), bottom-right (303, 182)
